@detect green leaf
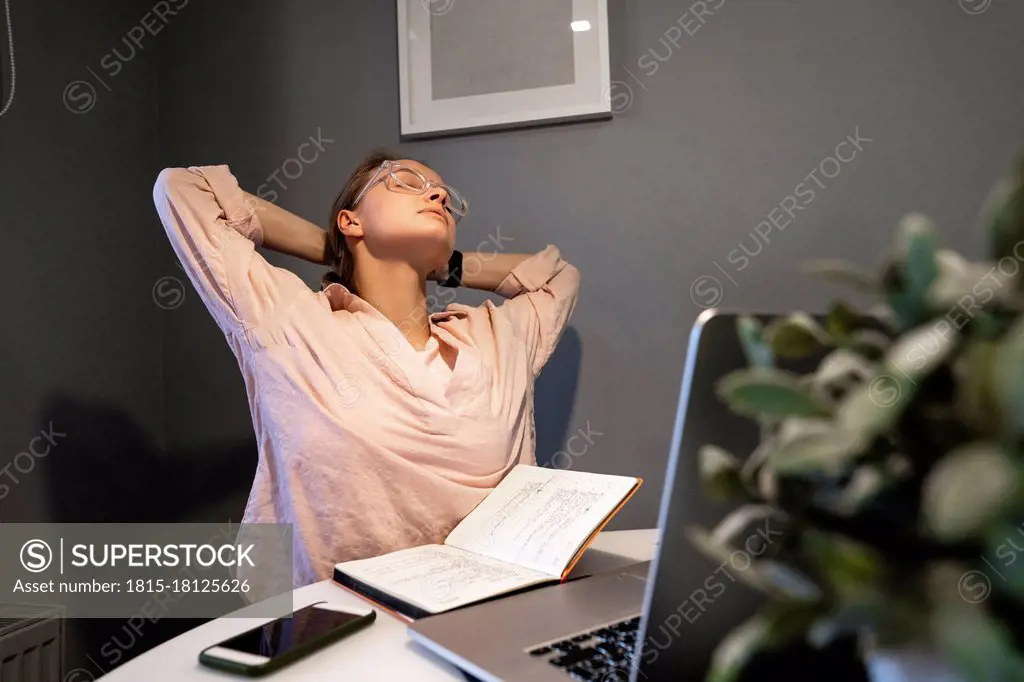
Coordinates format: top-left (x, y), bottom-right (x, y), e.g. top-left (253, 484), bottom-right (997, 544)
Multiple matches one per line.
top-left (764, 313), bottom-right (833, 359)
top-left (800, 259), bottom-right (878, 294)
top-left (737, 316), bottom-right (773, 369)
top-left (886, 320), bottom-right (957, 378)
top-left (768, 426), bottom-right (866, 476)
top-left (900, 212), bottom-right (940, 284)
top-left (954, 340), bottom-right (1002, 437)
top-left (740, 437), bottom-right (776, 483)
top-left (757, 466), bottom-right (778, 501)
top-left (835, 466), bottom-right (886, 513)
top-left (809, 602), bottom-right (884, 648)
top-left (774, 416), bottom-right (834, 441)
top-left (824, 300), bottom-right (864, 340)
top-left (887, 213), bottom-right (940, 331)
top-left (810, 348), bottom-right (876, 398)
top-left (836, 379), bottom-right (906, 438)
top-left (984, 522), bottom-right (1024, 601)
top-left (929, 249), bottom-right (1013, 311)
top-left (698, 445), bottom-right (746, 500)
top-left (836, 322), bottom-right (958, 439)
top-left (971, 309), bottom-right (1005, 339)
top-left (993, 316), bottom-right (1024, 439)
top-left (933, 597), bottom-right (1024, 681)
top-left (707, 603), bottom-right (825, 682)
top-left (771, 418), bottom-right (837, 460)
top-left (755, 562), bottom-right (823, 602)
top-left (706, 614), bottom-right (771, 682)
top-left (984, 156), bottom-right (1024, 264)
top-left (760, 600), bottom-right (825, 647)
top-left (801, 530), bottom-right (883, 602)
top-left (745, 418), bottom-right (832, 491)
top-left (841, 328), bottom-right (892, 360)
top-left (709, 504), bottom-right (784, 547)
top-left (686, 526), bottom-right (820, 602)
top-left (921, 442), bottom-right (1019, 541)
top-left (716, 368), bottom-right (834, 421)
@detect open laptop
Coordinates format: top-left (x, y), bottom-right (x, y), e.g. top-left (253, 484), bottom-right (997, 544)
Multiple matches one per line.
top-left (408, 310), bottom-right (867, 681)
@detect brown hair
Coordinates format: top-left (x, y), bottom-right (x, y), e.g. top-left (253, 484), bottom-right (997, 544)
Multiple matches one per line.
top-left (321, 148), bottom-right (427, 294)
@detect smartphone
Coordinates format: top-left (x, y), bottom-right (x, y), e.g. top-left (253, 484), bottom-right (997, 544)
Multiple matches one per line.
top-left (198, 602), bottom-right (376, 676)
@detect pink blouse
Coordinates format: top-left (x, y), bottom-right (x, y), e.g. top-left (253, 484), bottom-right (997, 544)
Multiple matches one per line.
top-left (152, 165), bottom-right (580, 588)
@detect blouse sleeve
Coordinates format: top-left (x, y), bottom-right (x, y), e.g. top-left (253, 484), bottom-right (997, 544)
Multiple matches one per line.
top-left (152, 164), bottom-right (301, 338)
top-left (493, 245), bottom-right (581, 377)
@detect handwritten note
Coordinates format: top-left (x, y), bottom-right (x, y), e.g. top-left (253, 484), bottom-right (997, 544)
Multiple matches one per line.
top-left (336, 544), bottom-right (552, 613)
top-left (444, 466), bottom-right (639, 576)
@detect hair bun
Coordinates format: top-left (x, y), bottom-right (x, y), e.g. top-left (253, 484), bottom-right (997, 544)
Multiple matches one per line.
top-left (320, 270), bottom-right (344, 290)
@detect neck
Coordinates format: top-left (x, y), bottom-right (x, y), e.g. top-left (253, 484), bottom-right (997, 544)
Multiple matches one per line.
top-left (353, 259), bottom-right (431, 349)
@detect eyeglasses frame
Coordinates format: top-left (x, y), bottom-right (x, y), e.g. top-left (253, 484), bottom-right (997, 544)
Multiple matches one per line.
top-left (350, 160), bottom-right (469, 222)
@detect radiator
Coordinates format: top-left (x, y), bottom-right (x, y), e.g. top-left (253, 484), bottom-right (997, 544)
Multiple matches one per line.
top-left (0, 605), bottom-right (63, 682)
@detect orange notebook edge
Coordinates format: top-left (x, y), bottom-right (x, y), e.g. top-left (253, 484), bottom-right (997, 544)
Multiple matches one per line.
top-left (330, 578), bottom-right (414, 624)
top-left (559, 476), bottom-right (644, 581)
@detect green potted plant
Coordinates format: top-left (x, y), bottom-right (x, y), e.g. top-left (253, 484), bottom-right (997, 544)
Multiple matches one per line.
top-left (690, 157), bottom-right (1024, 682)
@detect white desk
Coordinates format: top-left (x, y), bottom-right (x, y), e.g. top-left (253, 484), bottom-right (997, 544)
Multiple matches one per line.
top-left (99, 529), bottom-right (658, 681)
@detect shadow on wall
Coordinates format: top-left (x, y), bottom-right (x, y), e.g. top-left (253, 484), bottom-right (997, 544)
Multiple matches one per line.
top-left (534, 327), bottom-right (582, 469)
top-left (34, 392), bottom-right (257, 677)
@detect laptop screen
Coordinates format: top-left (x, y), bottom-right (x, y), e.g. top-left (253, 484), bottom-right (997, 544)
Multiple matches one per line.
top-left (634, 310), bottom-right (868, 681)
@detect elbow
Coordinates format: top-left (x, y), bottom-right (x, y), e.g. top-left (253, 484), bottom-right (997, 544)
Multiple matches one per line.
top-left (555, 260), bottom-right (581, 300)
top-left (561, 260), bottom-right (580, 283)
top-left (541, 245), bottom-right (581, 289)
top-left (153, 167), bottom-right (214, 217)
top-left (152, 167), bottom-right (186, 205)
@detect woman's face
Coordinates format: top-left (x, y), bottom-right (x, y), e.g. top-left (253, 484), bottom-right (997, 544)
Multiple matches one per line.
top-left (348, 159), bottom-right (457, 272)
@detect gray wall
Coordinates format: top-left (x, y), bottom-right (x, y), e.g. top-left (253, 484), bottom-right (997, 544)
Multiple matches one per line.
top-left (0, 0), bottom-right (210, 675)
top-left (1, 0), bottom-right (1022, 674)
top-left (0, 0), bottom-right (163, 522)
top-left (158, 0), bottom-right (1024, 533)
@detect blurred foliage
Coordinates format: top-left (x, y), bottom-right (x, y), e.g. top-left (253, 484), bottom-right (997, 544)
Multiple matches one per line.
top-left (693, 156), bottom-right (1024, 681)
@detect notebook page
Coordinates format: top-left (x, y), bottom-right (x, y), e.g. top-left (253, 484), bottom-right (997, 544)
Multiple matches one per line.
top-left (334, 544), bottom-right (553, 614)
top-left (444, 466), bottom-right (639, 577)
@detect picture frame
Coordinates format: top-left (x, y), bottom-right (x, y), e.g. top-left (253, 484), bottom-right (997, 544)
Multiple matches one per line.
top-left (396, 0), bottom-right (612, 140)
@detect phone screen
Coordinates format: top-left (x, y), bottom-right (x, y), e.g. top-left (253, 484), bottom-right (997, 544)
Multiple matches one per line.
top-left (216, 604), bottom-right (368, 659)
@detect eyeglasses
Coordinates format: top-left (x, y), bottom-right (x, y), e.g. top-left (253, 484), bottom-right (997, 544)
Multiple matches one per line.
top-left (351, 160), bottom-right (469, 222)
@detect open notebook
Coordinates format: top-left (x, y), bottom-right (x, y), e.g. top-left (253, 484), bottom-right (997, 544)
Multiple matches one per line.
top-left (332, 465), bottom-right (643, 621)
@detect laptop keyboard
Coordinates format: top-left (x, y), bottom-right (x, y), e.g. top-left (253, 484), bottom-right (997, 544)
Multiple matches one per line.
top-left (526, 614), bottom-right (641, 681)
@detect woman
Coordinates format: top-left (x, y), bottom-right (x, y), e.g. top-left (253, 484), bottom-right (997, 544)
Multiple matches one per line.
top-left (152, 150), bottom-right (579, 588)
